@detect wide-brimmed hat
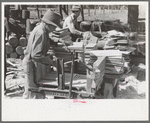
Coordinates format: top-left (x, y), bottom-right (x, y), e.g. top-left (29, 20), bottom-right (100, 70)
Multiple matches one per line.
top-left (42, 9), bottom-right (61, 27)
top-left (71, 5), bottom-right (81, 11)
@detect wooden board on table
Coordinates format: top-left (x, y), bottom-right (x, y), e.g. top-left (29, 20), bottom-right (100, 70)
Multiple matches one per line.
top-left (90, 50), bottom-right (122, 57)
top-left (68, 42), bottom-right (84, 51)
top-left (93, 56), bottom-right (106, 71)
top-left (85, 43), bottom-right (97, 49)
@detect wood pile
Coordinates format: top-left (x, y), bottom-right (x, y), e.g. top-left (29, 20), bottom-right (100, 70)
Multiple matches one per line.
top-left (6, 33), bottom-right (27, 60)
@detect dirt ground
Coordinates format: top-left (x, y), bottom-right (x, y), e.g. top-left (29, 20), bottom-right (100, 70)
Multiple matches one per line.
top-left (4, 57), bottom-right (146, 99)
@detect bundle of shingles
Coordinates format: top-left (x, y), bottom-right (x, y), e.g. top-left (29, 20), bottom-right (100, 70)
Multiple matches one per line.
top-left (48, 28), bottom-right (73, 72)
top-left (89, 50), bottom-right (124, 79)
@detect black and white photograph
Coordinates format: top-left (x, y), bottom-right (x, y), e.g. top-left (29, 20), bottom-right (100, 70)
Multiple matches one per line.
top-left (2, 1), bottom-right (149, 121)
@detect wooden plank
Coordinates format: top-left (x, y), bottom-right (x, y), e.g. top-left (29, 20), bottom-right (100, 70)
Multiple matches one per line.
top-left (93, 56), bottom-right (106, 70)
top-left (90, 50), bottom-right (122, 57)
top-left (86, 56), bottom-right (106, 93)
top-left (68, 42), bottom-right (84, 51)
top-left (85, 43), bottom-right (97, 49)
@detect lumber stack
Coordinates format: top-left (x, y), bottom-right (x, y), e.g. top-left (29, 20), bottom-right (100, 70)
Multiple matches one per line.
top-left (6, 33), bottom-right (27, 60)
top-left (51, 28), bottom-right (73, 72)
top-left (116, 40), bottom-right (129, 51)
top-left (90, 50), bottom-right (124, 79)
top-left (51, 28), bottom-right (72, 44)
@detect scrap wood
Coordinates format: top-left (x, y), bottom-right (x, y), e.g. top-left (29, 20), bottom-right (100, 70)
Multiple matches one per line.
top-left (6, 84), bottom-right (23, 91)
top-left (7, 60), bottom-right (18, 68)
top-left (7, 67), bottom-right (23, 71)
top-left (90, 50), bottom-right (122, 57)
top-left (6, 71), bottom-right (16, 75)
top-left (68, 42), bottom-right (84, 51)
top-left (5, 89), bottom-right (24, 96)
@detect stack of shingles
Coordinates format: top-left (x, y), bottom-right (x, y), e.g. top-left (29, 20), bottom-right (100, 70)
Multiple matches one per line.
top-left (116, 39), bottom-right (129, 51)
top-left (102, 30), bottom-right (129, 50)
top-left (52, 28), bottom-right (72, 45)
top-left (6, 33), bottom-right (27, 60)
top-left (51, 28), bottom-right (73, 72)
top-left (89, 50), bottom-right (124, 79)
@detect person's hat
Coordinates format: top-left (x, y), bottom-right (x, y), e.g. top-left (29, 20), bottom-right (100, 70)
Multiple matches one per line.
top-left (42, 9), bottom-right (61, 27)
top-left (71, 5), bottom-right (81, 11)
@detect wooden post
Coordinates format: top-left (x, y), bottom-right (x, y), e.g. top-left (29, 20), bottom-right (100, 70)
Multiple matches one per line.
top-left (94, 5), bottom-right (96, 15)
top-left (21, 5), bottom-right (27, 10)
top-left (81, 5), bottom-right (84, 21)
top-left (88, 5), bottom-right (90, 16)
top-left (103, 6), bottom-right (105, 14)
top-left (68, 5), bottom-right (72, 15)
top-left (59, 5), bottom-right (63, 19)
top-left (63, 5), bottom-right (67, 16)
top-left (112, 5), bottom-right (113, 13)
top-left (15, 5), bottom-right (20, 10)
top-left (99, 6), bottom-right (101, 14)
top-left (66, 5), bottom-right (68, 15)
top-left (69, 51), bottom-right (75, 99)
top-left (128, 5), bottom-right (139, 32)
top-left (56, 58), bottom-right (60, 87)
top-left (60, 59), bottom-right (65, 90)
